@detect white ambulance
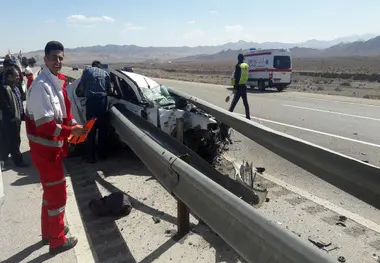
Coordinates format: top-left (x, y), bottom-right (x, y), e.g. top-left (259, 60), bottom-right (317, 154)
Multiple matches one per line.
top-left (243, 48), bottom-right (292, 92)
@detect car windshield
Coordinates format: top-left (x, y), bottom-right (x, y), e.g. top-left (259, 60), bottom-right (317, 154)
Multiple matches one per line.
top-left (140, 82), bottom-right (175, 106)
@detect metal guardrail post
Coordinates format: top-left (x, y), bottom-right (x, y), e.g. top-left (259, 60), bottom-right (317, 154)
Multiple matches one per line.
top-left (110, 106), bottom-right (335, 263)
top-left (175, 118), bottom-right (190, 235)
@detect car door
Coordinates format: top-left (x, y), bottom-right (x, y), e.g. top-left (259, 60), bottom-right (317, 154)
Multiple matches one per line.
top-left (115, 74), bottom-right (144, 116)
top-left (66, 77), bottom-right (86, 125)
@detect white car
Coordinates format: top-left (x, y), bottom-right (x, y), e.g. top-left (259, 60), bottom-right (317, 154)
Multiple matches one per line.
top-left (66, 69), bottom-right (231, 162)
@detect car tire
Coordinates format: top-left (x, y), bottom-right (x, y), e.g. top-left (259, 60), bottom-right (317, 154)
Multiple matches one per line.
top-left (277, 87), bottom-right (284, 92)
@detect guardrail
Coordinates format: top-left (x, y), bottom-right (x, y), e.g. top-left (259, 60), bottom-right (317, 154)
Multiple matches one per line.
top-left (110, 105), bottom-right (334, 263)
top-left (168, 88), bottom-right (380, 210)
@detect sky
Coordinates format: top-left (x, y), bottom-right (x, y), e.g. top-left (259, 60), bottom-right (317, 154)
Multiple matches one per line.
top-left (1, 0), bottom-right (380, 54)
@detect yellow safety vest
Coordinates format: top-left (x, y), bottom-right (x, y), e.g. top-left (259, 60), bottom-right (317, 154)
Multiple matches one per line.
top-left (231, 62), bottom-right (249, 85)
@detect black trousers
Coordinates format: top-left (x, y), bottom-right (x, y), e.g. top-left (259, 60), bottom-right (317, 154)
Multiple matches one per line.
top-left (86, 96), bottom-right (108, 159)
top-left (228, 84), bottom-right (251, 119)
top-left (0, 120), bottom-right (22, 163)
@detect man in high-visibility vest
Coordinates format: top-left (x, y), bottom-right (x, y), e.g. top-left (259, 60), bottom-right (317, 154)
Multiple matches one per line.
top-left (228, 53), bottom-right (251, 119)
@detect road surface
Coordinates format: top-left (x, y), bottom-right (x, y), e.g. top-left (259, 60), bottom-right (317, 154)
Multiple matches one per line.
top-left (60, 66), bottom-right (380, 222)
top-left (0, 67), bottom-right (249, 263)
top-left (59, 67), bottom-right (380, 262)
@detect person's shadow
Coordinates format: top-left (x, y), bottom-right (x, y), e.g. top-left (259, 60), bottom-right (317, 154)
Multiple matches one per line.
top-left (7, 151), bottom-right (41, 186)
top-left (0, 241), bottom-right (53, 263)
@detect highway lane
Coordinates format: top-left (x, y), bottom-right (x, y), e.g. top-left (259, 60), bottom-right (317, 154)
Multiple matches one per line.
top-left (60, 67), bottom-right (380, 224)
top-left (155, 78), bottom-right (380, 165)
top-left (154, 78), bottom-right (380, 222)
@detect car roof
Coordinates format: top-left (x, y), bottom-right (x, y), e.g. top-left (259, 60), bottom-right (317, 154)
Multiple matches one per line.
top-left (120, 70), bottom-right (159, 89)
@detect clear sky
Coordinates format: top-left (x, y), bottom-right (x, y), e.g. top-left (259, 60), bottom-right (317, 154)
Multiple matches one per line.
top-left (1, 0), bottom-right (380, 54)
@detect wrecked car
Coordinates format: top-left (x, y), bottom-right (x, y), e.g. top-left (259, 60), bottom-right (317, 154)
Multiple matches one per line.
top-left (66, 69), bottom-right (231, 162)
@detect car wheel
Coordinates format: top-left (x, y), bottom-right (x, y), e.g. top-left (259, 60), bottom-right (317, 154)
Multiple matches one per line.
top-left (277, 87), bottom-right (284, 92)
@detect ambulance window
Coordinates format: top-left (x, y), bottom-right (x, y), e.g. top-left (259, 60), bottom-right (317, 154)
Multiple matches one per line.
top-left (273, 56), bottom-right (291, 69)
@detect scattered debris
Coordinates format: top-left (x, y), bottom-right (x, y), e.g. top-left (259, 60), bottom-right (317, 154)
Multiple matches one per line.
top-left (323, 245), bottom-right (340, 252)
top-left (89, 192), bottom-right (132, 217)
top-left (339, 216), bottom-right (347, 222)
top-left (143, 197), bottom-right (147, 201)
top-left (256, 167), bottom-right (265, 173)
top-left (277, 222), bottom-right (283, 225)
top-left (353, 133), bottom-right (358, 135)
top-left (291, 231), bottom-right (301, 237)
top-left (336, 222), bottom-right (347, 227)
top-left (361, 152), bottom-right (366, 156)
top-left (338, 256), bottom-right (346, 262)
top-left (189, 242), bottom-right (193, 246)
top-left (152, 216), bottom-right (161, 224)
top-left (362, 160), bottom-right (369, 163)
top-left (308, 236), bottom-right (332, 249)
top-left (265, 198), bottom-right (270, 202)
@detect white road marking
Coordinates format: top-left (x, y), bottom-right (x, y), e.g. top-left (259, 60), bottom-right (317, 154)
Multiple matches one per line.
top-left (237, 113), bottom-right (380, 148)
top-left (283, 104), bottom-right (380, 122)
top-left (223, 154), bottom-right (380, 234)
top-left (64, 171), bottom-right (97, 263)
top-left (276, 93), bottom-right (380, 108)
top-left (0, 169), bottom-right (3, 199)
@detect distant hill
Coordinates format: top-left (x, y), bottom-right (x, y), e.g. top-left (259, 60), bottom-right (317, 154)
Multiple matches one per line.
top-left (176, 36), bottom-right (380, 62)
top-left (22, 34), bottom-right (379, 64)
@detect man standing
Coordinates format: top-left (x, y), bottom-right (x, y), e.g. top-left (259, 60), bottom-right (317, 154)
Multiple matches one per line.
top-left (0, 66), bottom-right (28, 170)
top-left (228, 54), bottom-right (251, 120)
top-left (22, 57), bottom-right (34, 89)
top-left (25, 41), bottom-right (88, 255)
top-left (81, 60), bottom-right (112, 163)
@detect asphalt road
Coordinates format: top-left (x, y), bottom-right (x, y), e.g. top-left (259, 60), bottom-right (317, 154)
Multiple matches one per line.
top-left (60, 67), bottom-right (380, 225)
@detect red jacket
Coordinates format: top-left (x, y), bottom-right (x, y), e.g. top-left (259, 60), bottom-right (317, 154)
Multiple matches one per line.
top-left (24, 66), bottom-right (34, 89)
top-left (25, 67), bottom-right (77, 158)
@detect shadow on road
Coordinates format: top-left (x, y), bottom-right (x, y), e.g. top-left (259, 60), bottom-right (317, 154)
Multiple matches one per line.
top-left (64, 146), bottom-right (245, 263)
top-left (226, 87), bottom-right (284, 95)
top-left (64, 156), bottom-right (137, 263)
top-left (0, 241), bottom-right (46, 263)
top-left (8, 151), bottom-right (41, 186)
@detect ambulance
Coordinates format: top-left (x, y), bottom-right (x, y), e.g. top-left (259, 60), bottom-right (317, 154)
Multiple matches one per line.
top-left (243, 48), bottom-right (292, 91)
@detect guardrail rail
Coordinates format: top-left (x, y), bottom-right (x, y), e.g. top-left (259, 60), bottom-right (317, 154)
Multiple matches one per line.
top-left (168, 88), bottom-right (380, 210)
top-left (110, 105), bottom-right (335, 263)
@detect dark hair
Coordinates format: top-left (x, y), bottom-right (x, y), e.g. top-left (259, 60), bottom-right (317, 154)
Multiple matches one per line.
top-left (44, 41), bottom-right (64, 56)
top-left (238, 53), bottom-right (244, 61)
top-left (4, 66), bottom-right (17, 79)
top-left (92, 60), bottom-right (101, 68)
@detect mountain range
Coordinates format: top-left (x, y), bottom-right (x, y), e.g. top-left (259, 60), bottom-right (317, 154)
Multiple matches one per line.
top-left (22, 34), bottom-right (380, 64)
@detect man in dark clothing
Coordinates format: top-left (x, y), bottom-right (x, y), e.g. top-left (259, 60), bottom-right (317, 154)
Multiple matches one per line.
top-left (228, 54), bottom-right (251, 119)
top-left (0, 57), bottom-right (26, 99)
top-left (0, 66), bottom-right (28, 170)
top-left (81, 60), bottom-right (112, 163)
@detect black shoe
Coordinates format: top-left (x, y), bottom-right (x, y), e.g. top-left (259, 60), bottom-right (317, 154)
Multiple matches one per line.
top-left (42, 226), bottom-right (70, 245)
top-left (1, 161), bottom-right (4, 171)
top-left (49, 237), bottom-right (78, 255)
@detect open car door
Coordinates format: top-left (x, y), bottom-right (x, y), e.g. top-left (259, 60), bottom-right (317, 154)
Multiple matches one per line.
top-left (66, 78), bottom-right (87, 125)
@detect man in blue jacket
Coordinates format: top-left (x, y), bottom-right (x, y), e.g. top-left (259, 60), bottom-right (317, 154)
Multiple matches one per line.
top-left (81, 60), bottom-right (112, 163)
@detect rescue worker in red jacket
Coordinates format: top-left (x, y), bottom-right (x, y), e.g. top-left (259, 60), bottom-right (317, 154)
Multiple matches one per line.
top-left (21, 58), bottom-right (34, 89)
top-left (25, 41), bottom-right (88, 255)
